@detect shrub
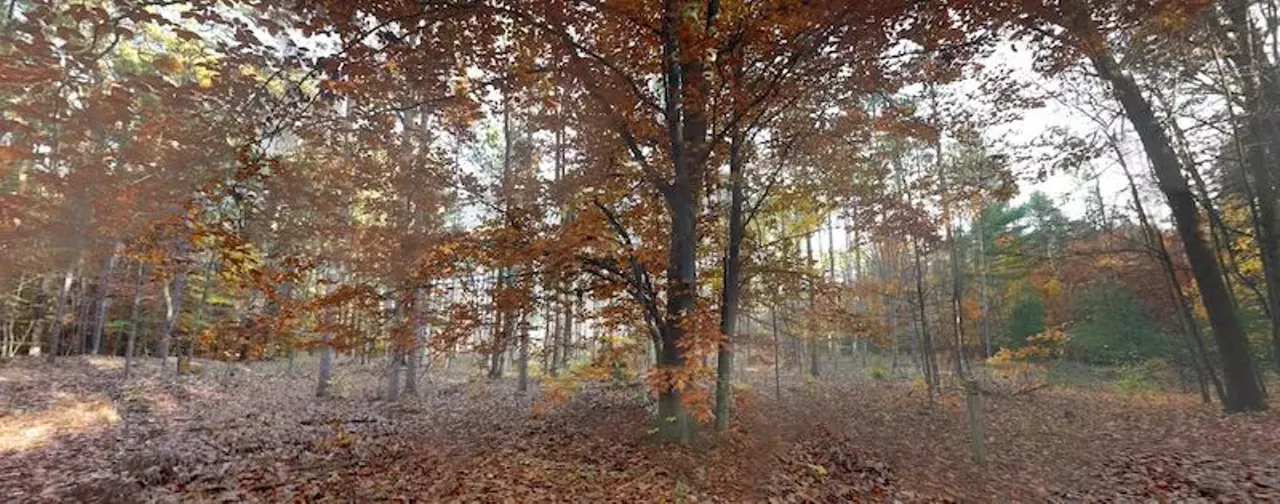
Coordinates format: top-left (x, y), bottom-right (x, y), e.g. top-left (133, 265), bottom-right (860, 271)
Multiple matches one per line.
top-left (1066, 279), bottom-right (1170, 365)
top-left (1003, 289), bottom-right (1046, 349)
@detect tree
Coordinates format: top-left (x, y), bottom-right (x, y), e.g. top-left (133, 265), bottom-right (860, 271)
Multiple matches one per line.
top-left (981, 0), bottom-right (1268, 412)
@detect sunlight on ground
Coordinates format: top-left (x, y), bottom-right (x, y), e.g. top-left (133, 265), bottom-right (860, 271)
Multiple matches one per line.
top-left (0, 398), bottom-right (121, 453)
top-left (85, 357), bottom-right (126, 371)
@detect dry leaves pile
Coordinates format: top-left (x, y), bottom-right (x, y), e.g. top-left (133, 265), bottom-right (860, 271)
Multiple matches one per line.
top-left (2, 357), bottom-right (1279, 502)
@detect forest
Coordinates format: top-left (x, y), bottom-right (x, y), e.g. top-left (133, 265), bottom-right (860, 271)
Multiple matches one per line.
top-left (4, 0), bottom-right (1280, 501)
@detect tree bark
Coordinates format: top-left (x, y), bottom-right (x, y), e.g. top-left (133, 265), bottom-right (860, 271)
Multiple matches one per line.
top-left (90, 248), bottom-right (119, 355)
top-left (48, 258), bottom-right (77, 363)
top-left (1091, 51), bottom-right (1266, 412)
top-left (157, 262), bottom-right (187, 364)
top-left (714, 129), bottom-right (746, 431)
top-left (317, 331), bottom-right (334, 398)
top-left (517, 316), bottom-right (530, 393)
top-left (911, 234), bottom-right (937, 400)
top-left (124, 263), bottom-right (144, 379)
top-left (1219, 0), bottom-right (1280, 374)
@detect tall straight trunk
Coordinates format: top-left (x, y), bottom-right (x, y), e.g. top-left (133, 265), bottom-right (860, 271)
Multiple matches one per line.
top-left (488, 270), bottom-right (507, 379)
top-left (978, 220), bottom-right (991, 357)
top-left (124, 263), bottom-right (144, 379)
top-left (933, 82), bottom-right (967, 377)
top-left (157, 260), bottom-right (187, 363)
top-left (180, 260), bottom-right (215, 374)
top-left (74, 280), bottom-right (92, 355)
top-left (517, 316), bottom-right (530, 393)
top-left (542, 307), bottom-right (554, 375)
top-left (771, 303), bottom-right (781, 399)
top-left (655, 0), bottom-right (715, 444)
top-left (317, 331), bottom-right (334, 398)
top-left (90, 249), bottom-right (119, 355)
top-left (1091, 50), bottom-right (1266, 412)
top-left (48, 258), bottom-right (77, 363)
top-left (562, 295), bottom-right (575, 366)
top-left (805, 232), bottom-right (820, 378)
top-left (406, 287), bottom-right (427, 396)
top-left (714, 130), bottom-right (746, 431)
top-left (27, 276), bottom-right (49, 356)
top-left (387, 348), bottom-right (401, 401)
top-left (946, 221), bottom-right (966, 376)
top-left (911, 235), bottom-right (937, 400)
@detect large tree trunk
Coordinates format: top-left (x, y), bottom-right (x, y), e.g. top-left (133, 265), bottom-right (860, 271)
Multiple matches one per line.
top-left (659, 187), bottom-right (698, 443)
top-left (1091, 51), bottom-right (1266, 412)
top-left (405, 287), bottom-right (427, 396)
top-left (654, 0), bottom-right (715, 444)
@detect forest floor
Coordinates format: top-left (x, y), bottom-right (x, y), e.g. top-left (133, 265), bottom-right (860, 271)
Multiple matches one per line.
top-left (2, 356), bottom-right (1280, 503)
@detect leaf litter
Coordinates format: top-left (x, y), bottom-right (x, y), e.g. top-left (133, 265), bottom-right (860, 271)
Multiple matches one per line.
top-left (2, 357), bottom-right (1279, 502)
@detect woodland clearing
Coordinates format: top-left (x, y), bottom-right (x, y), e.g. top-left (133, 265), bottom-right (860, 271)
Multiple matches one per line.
top-left (2, 356), bottom-right (1278, 503)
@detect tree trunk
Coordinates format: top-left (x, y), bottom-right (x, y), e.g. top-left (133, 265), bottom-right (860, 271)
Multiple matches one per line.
top-left (124, 263), bottom-right (144, 379)
top-left (806, 232), bottom-right (820, 379)
top-left (912, 235), bottom-right (937, 401)
top-left (1091, 51), bottom-right (1266, 412)
top-left (157, 264), bottom-right (187, 364)
top-left (715, 130), bottom-right (746, 431)
top-left (1219, 0), bottom-right (1280, 373)
top-left (406, 288), bottom-right (427, 396)
top-left (317, 331), bottom-right (334, 398)
top-left (27, 276), bottom-right (50, 356)
top-left (387, 348), bottom-right (401, 401)
top-left (772, 303), bottom-right (781, 399)
top-left (517, 316), bottom-right (530, 393)
top-left (655, 0), bottom-right (715, 444)
top-left (48, 259), bottom-right (77, 363)
top-left (90, 249), bottom-right (119, 355)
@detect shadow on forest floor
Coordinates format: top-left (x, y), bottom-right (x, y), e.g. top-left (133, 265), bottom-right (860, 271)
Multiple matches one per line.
top-left (2, 356), bottom-right (1279, 502)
